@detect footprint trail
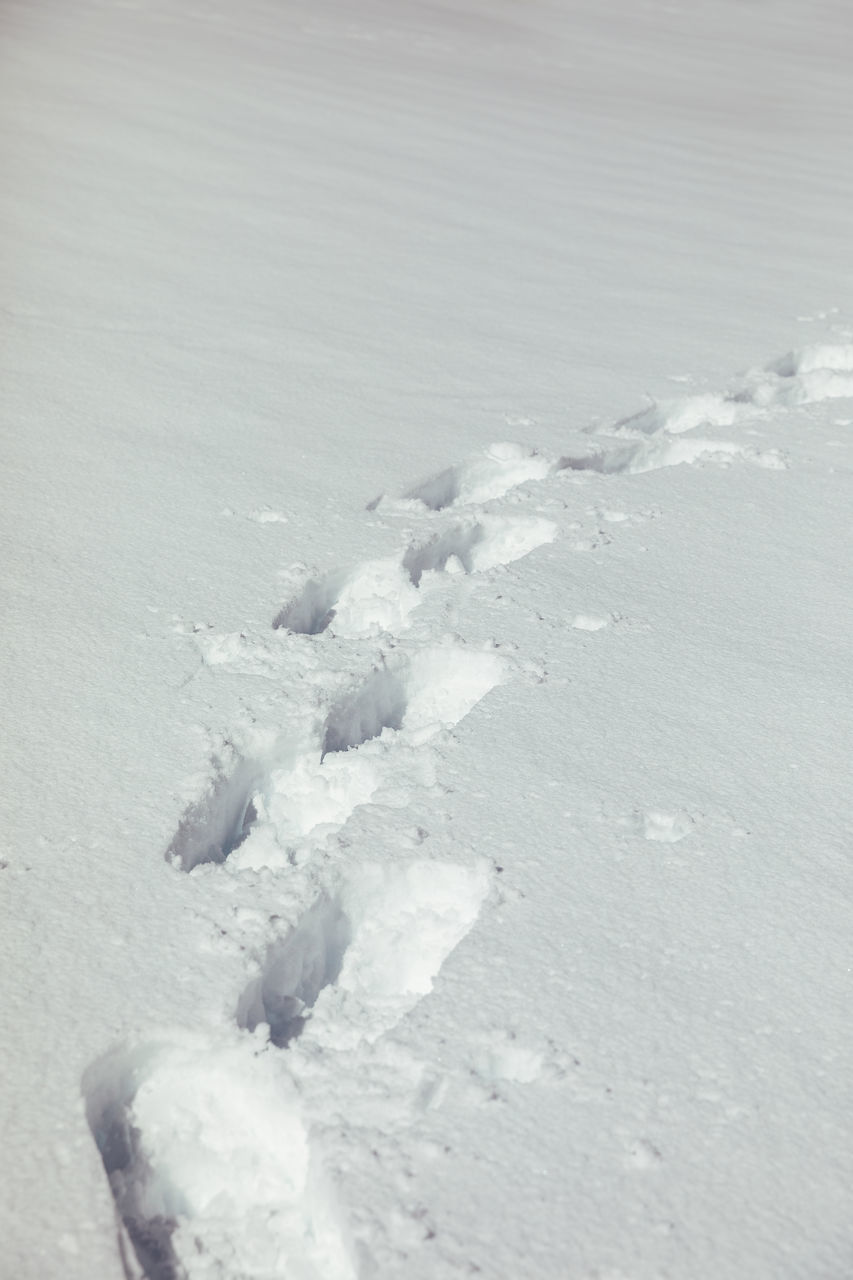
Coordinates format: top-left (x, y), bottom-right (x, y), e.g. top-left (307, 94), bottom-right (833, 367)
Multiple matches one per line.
top-left (84, 342), bottom-right (807, 1278)
top-left (275, 514), bottom-right (555, 639)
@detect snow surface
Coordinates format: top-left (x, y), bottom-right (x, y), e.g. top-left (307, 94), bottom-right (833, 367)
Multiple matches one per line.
top-left (2, 1), bottom-right (853, 1277)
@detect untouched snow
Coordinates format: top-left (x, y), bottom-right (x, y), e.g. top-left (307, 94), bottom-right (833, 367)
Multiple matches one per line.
top-left (2, 1), bottom-right (853, 1278)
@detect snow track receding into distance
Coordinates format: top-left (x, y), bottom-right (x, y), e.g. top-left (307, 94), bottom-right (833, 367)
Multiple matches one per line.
top-left (79, 340), bottom-right (849, 1279)
top-left (5, 0), bottom-right (853, 1270)
top-left (599, 341), bottom-right (853, 440)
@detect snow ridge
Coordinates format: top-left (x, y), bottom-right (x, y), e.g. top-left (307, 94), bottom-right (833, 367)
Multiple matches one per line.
top-left (81, 345), bottom-right (837, 1278)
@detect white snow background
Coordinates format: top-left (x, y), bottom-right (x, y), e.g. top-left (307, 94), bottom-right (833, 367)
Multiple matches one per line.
top-left (2, 0), bottom-right (853, 1277)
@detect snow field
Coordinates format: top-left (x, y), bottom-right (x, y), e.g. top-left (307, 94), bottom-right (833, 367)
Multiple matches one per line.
top-left (5, 4), bottom-right (853, 1271)
top-left (82, 339), bottom-right (853, 1277)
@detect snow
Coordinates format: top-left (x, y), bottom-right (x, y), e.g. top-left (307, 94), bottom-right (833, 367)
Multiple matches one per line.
top-left (2, 1), bottom-right (853, 1278)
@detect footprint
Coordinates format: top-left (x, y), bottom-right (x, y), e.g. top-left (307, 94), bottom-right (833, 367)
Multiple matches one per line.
top-left (288, 860), bottom-right (491, 1050)
top-left (82, 1045), bottom-right (183, 1280)
top-left (274, 559), bottom-right (419, 639)
top-left (403, 514), bottom-right (556, 585)
top-left (604, 392), bottom-right (741, 439)
top-left (558, 435), bottom-right (784, 476)
top-left (321, 645), bottom-right (506, 758)
top-left (273, 569), bottom-right (349, 635)
top-left (83, 857), bottom-right (489, 1277)
top-left (370, 441), bottom-right (552, 512)
top-left (757, 343), bottom-right (853, 405)
top-left (281, 647), bottom-right (504, 846)
top-left (603, 344), bottom-right (853, 448)
top-left (237, 896), bottom-right (351, 1046)
top-left (321, 663), bottom-right (408, 757)
top-left (237, 859), bottom-right (489, 1051)
top-left (276, 516), bottom-right (555, 640)
top-left (166, 753), bottom-right (263, 873)
top-left (592, 344), bottom-right (853, 452)
top-left (202, 646), bottom-right (506, 871)
top-left (402, 523), bottom-right (484, 583)
top-left (82, 1038), bottom-right (355, 1280)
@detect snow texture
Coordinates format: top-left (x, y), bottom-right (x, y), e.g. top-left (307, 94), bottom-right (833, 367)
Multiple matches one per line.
top-left (3, 2), bottom-right (853, 1279)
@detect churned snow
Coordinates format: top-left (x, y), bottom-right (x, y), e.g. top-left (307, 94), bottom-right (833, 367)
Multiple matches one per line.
top-left (2, 1), bottom-right (853, 1279)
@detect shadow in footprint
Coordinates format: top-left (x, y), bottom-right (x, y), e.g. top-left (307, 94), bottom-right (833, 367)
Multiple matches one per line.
top-left (83, 1048), bottom-right (185, 1280)
top-left (391, 443), bottom-right (551, 510)
top-left (273, 571), bottom-right (347, 635)
top-left (166, 756), bottom-right (261, 872)
top-left (403, 466), bottom-right (461, 511)
top-left (237, 897), bottom-right (351, 1047)
top-left (321, 665), bottom-right (407, 758)
top-left (555, 451), bottom-right (607, 473)
top-left (402, 524), bottom-right (484, 585)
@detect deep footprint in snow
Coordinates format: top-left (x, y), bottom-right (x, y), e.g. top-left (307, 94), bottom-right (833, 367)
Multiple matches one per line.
top-left (593, 343), bottom-right (853, 444)
top-left (82, 1038), bottom-right (356, 1280)
top-left (321, 645), bottom-right (505, 756)
top-left (273, 558), bottom-right (419, 638)
top-left (166, 753), bottom-right (262, 873)
top-left (318, 859), bottom-right (491, 1046)
top-left (603, 392), bottom-right (742, 439)
top-left (274, 516), bottom-right (555, 637)
top-left (237, 896), bottom-right (351, 1046)
top-left (320, 662), bottom-right (408, 757)
top-left (260, 647), bottom-right (506, 853)
top-left (82, 859), bottom-right (489, 1278)
top-left (751, 343), bottom-right (853, 406)
top-left (557, 435), bottom-right (785, 476)
top-left (368, 441), bottom-right (552, 511)
top-left (237, 860), bottom-right (490, 1050)
top-left (82, 1049), bottom-right (184, 1280)
top-left (273, 569), bottom-right (348, 635)
top-left (402, 514), bottom-right (556, 585)
top-left (180, 646), bottom-right (507, 873)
